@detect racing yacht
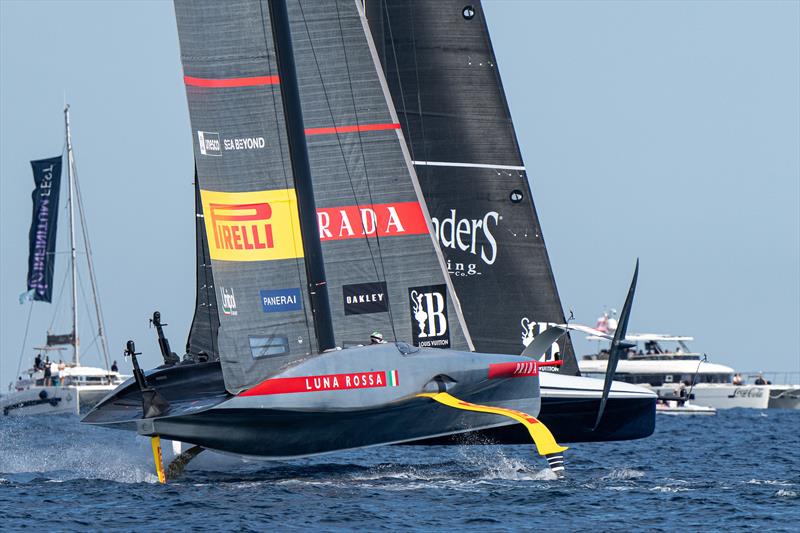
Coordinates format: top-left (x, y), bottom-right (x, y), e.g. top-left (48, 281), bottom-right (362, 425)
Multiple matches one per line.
top-left (84, 0), bottom-right (593, 482)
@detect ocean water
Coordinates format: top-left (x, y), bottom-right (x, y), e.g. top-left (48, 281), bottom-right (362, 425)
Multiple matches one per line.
top-left (1, 409), bottom-right (797, 532)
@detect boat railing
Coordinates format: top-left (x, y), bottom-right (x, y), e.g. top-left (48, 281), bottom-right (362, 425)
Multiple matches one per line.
top-left (627, 352), bottom-right (703, 361)
top-left (582, 351), bottom-right (703, 361)
top-left (739, 371), bottom-right (800, 386)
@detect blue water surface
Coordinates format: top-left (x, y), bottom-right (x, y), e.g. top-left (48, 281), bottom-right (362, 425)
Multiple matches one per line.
top-left (1, 409), bottom-right (797, 532)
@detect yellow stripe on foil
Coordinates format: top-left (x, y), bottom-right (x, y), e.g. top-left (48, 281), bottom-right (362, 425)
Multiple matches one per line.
top-left (151, 435), bottom-right (166, 484)
top-left (417, 392), bottom-right (568, 456)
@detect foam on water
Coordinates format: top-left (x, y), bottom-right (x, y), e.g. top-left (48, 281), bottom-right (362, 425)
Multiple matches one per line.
top-left (602, 468), bottom-right (645, 481)
top-left (746, 478), bottom-right (795, 486)
top-left (1, 409), bottom-right (798, 531)
top-left (0, 415), bottom-right (158, 484)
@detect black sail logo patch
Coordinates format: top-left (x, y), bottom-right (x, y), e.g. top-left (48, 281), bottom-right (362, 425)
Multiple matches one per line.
top-left (343, 282), bottom-right (389, 315)
top-left (408, 284), bottom-right (450, 348)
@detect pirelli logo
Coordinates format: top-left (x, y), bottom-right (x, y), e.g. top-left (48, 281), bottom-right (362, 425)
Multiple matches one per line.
top-left (200, 189), bottom-right (304, 262)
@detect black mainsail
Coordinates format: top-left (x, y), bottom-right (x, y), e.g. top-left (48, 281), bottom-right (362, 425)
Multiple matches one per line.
top-left (361, 1), bottom-right (661, 444)
top-left (185, 175), bottom-right (219, 361)
top-left (365, 0), bottom-right (578, 374)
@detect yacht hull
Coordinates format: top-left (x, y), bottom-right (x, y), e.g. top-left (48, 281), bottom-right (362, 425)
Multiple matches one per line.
top-left (84, 344), bottom-right (546, 459)
top-left (767, 386), bottom-right (800, 409)
top-left (655, 384), bottom-right (800, 409)
top-left (1, 385), bottom-right (117, 416)
top-left (408, 372), bottom-right (657, 444)
top-left (657, 384), bottom-right (773, 409)
top-left (537, 373), bottom-right (656, 442)
top-left (134, 393), bottom-right (538, 459)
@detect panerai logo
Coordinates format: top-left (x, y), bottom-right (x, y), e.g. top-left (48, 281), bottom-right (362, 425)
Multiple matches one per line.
top-left (408, 284), bottom-right (450, 348)
top-left (220, 286), bottom-right (237, 316)
top-left (197, 130), bottom-right (266, 157)
top-left (521, 318), bottom-right (560, 363)
top-left (261, 288), bottom-right (302, 313)
top-left (431, 210), bottom-right (499, 277)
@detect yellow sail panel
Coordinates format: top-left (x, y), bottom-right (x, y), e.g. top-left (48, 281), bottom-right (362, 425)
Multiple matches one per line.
top-left (200, 189), bottom-right (304, 262)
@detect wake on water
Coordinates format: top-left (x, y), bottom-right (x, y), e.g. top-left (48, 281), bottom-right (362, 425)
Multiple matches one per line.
top-left (0, 410), bottom-right (798, 531)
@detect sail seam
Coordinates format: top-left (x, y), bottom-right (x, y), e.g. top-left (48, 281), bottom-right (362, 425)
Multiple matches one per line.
top-left (412, 160), bottom-right (526, 171)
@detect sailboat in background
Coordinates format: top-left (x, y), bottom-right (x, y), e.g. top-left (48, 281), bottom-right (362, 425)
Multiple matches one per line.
top-left (85, 0), bottom-right (576, 482)
top-left (365, 0), bottom-right (656, 443)
top-left (1, 106), bottom-right (125, 416)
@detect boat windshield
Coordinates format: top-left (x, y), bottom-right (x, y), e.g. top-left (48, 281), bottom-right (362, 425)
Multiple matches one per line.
top-left (583, 372), bottom-right (733, 386)
top-left (583, 338), bottom-right (700, 361)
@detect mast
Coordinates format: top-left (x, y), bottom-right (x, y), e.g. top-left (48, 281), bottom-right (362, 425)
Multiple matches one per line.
top-left (267, 0), bottom-right (335, 352)
top-left (73, 154), bottom-right (111, 372)
top-left (64, 105), bottom-right (80, 366)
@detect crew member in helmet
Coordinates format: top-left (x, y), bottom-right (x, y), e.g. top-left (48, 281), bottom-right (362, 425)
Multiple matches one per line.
top-left (370, 331), bottom-right (386, 345)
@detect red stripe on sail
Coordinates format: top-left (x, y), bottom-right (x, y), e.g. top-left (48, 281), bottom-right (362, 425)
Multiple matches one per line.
top-left (183, 75), bottom-right (279, 88)
top-left (304, 123), bottom-right (400, 135)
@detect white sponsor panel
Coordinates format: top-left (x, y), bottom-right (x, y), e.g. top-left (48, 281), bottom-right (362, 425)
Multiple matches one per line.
top-left (431, 209), bottom-right (499, 276)
top-left (521, 317), bottom-right (560, 365)
top-left (198, 131), bottom-right (266, 156)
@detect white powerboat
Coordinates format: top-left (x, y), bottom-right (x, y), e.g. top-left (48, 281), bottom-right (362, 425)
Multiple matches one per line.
top-left (579, 333), bottom-right (799, 410)
top-left (655, 400), bottom-right (716, 416)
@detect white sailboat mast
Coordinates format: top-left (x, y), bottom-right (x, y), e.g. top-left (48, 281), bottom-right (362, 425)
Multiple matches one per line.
top-left (73, 145), bottom-right (111, 372)
top-left (64, 104), bottom-right (80, 366)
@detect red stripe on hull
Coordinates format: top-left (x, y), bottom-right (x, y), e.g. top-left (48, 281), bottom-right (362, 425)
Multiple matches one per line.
top-left (240, 371), bottom-right (388, 396)
top-left (488, 361), bottom-right (539, 379)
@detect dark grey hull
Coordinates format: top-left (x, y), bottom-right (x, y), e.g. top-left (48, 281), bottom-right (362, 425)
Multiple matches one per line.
top-left (405, 374), bottom-right (657, 445)
top-left (84, 344), bottom-right (545, 459)
top-left (139, 392), bottom-right (535, 459)
top-left (404, 396), bottom-right (655, 446)
top-left (486, 396), bottom-right (655, 444)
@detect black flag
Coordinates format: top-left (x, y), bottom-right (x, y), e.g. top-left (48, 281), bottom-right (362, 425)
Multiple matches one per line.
top-left (26, 156), bottom-right (63, 302)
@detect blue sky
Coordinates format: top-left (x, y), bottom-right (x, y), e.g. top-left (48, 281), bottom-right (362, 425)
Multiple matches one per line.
top-left (1, 0), bottom-right (798, 386)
